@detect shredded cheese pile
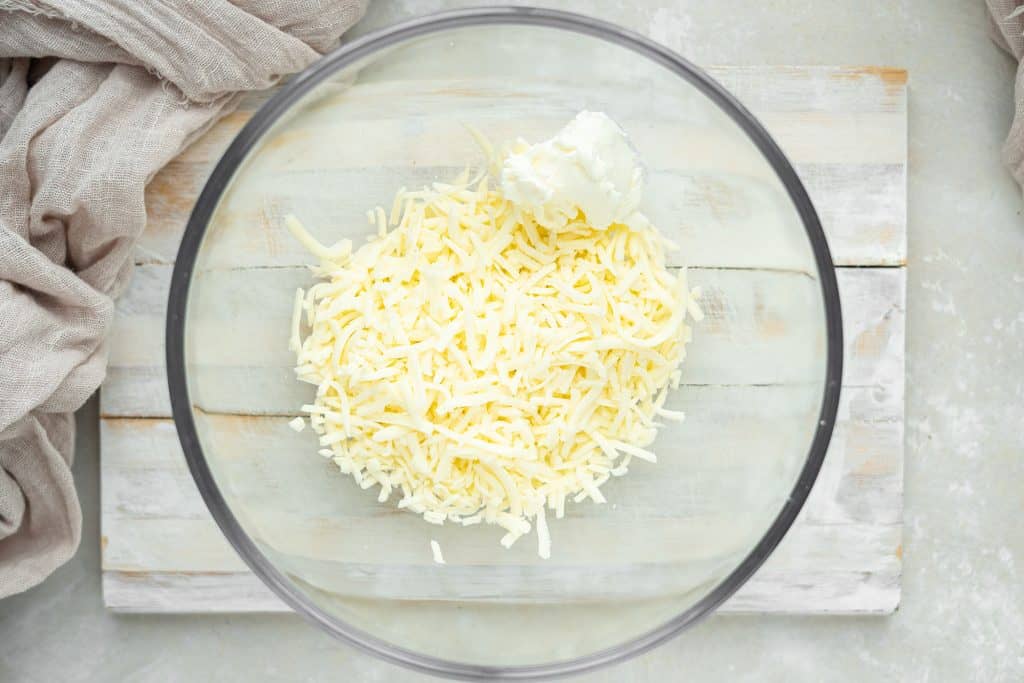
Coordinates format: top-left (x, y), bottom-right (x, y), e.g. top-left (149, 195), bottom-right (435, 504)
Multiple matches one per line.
top-left (287, 152), bottom-right (701, 559)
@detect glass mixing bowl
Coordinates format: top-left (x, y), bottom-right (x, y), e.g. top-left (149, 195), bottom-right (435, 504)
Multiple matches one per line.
top-left (167, 7), bottom-right (842, 679)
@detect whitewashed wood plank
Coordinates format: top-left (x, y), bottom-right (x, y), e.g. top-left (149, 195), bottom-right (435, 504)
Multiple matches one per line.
top-left (140, 160), bottom-right (904, 270)
top-left (163, 74), bottom-right (905, 166)
top-left (100, 266), bottom-right (903, 417)
top-left (709, 66), bottom-right (908, 115)
top-left (100, 520), bottom-right (899, 612)
top-left (725, 567), bottom-right (900, 614)
top-left (138, 69), bottom-right (906, 268)
top-left (103, 571), bottom-right (282, 613)
top-left (101, 512), bottom-right (898, 606)
top-left (224, 66), bottom-right (907, 121)
top-left (100, 376), bottom-right (900, 609)
top-left (103, 562), bottom-right (901, 615)
top-left (101, 384), bottom-right (899, 528)
top-left (799, 163), bottom-right (905, 267)
top-left (101, 367), bottom-right (171, 419)
top-left (163, 114), bottom-right (903, 171)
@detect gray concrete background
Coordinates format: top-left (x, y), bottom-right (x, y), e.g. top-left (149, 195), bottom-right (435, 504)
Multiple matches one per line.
top-left (2, 0), bottom-right (1023, 680)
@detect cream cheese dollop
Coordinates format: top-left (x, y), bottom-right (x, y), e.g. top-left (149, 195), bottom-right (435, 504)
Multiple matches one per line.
top-left (500, 111), bottom-right (644, 230)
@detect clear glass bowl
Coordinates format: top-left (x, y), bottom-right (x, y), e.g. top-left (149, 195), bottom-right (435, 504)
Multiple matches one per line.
top-left (167, 7), bottom-right (842, 679)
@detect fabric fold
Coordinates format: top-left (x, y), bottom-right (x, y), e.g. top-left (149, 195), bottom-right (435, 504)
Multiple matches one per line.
top-left (0, 0), bottom-right (367, 598)
top-left (987, 0), bottom-right (1024, 187)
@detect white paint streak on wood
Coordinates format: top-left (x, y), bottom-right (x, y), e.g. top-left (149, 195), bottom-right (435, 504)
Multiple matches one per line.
top-left (103, 65), bottom-right (907, 614)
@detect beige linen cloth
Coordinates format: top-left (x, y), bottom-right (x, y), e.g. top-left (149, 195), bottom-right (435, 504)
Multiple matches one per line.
top-left (0, 0), bottom-right (367, 598)
top-left (989, 1), bottom-right (1024, 185)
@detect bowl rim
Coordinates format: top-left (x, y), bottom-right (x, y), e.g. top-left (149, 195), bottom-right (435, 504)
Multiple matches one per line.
top-left (166, 6), bottom-right (843, 680)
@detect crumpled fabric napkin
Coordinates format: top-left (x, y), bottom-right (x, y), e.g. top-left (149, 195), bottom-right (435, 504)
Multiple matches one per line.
top-left (0, 0), bottom-right (367, 598)
top-left (988, 0), bottom-right (1024, 186)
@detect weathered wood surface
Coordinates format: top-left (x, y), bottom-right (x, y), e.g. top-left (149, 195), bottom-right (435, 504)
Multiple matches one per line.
top-left (101, 65), bottom-right (906, 614)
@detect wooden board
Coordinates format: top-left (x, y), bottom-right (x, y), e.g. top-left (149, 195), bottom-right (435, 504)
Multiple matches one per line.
top-left (100, 65), bottom-right (907, 614)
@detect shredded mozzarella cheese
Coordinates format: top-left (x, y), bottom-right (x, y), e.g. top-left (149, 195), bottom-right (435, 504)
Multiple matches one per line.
top-left (430, 539), bottom-right (446, 565)
top-left (288, 128), bottom-right (699, 558)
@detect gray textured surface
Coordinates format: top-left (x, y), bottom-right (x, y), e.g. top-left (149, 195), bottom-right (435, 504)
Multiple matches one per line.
top-left (2, 0), bottom-right (1023, 680)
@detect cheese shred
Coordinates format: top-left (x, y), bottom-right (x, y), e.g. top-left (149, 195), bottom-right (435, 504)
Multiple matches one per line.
top-left (430, 539), bottom-right (446, 565)
top-left (288, 125), bottom-right (699, 558)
